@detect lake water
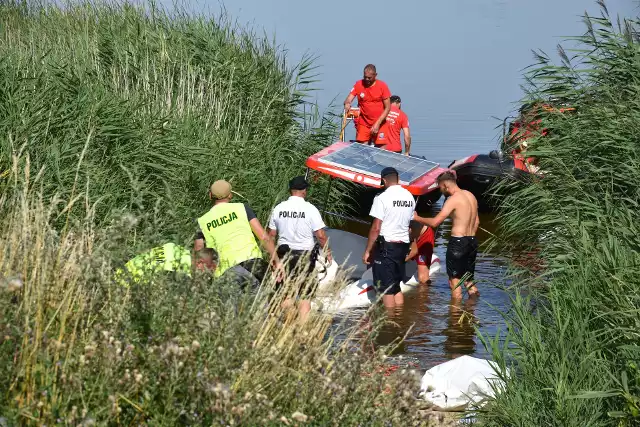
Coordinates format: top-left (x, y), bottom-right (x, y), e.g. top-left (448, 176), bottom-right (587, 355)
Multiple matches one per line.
top-left (328, 114), bottom-right (511, 369)
top-left (331, 201), bottom-right (509, 370)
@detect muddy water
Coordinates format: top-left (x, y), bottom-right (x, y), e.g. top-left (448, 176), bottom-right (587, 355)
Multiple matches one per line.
top-left (333, 203), bottom-right (509, 370)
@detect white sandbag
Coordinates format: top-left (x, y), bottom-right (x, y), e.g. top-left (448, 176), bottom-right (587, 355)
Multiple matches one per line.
top-left (419, 355), bottom-right (505, 411)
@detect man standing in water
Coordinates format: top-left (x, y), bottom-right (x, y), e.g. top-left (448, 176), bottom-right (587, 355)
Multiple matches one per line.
top-left (362, 167), bottom-right (415, 309)
top-left (413, 171), bottom-right (480, 300)
top-left (375, 95), bottom-right (412, 155)
top-left (194, 179), bottom-right (281, 283)
top-left (343, 64), bottom-right (391, 144)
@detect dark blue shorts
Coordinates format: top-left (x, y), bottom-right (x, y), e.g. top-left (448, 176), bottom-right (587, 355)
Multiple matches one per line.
top-left (372, 241), bottom-right (410, 295)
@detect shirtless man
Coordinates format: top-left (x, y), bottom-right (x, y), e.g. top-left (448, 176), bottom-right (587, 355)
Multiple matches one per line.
top-left (413, 171), bottom-right (480, 299)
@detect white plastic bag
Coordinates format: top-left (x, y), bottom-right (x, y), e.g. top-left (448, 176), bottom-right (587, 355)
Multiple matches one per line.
top-left (419, 355), bottom-right (505, 411)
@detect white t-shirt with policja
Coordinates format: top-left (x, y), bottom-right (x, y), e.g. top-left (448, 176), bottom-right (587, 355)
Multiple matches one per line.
top-left (268, 196), bottom-right (326, 251)
top-left (369, 184), bottom-right (415, 243)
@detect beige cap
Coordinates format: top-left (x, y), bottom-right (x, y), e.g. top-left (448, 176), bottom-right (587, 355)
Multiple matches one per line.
top-left (210, 180), bottom-right (232, 199)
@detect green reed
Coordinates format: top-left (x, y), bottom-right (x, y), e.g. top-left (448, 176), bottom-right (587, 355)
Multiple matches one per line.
top-left (479, 2), bottom-right (640, 426)
top-left (0, 0), bottom-right (344, 253)
top-left (0, 154), bottom-right (424, 425)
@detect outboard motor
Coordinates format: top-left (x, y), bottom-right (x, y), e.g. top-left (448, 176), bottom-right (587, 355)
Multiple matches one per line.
top-left (488, 150), bottom-right (504, 161)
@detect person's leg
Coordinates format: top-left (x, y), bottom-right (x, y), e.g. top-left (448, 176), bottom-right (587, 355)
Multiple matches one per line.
top-left (446, 238), bottom-right (466, 300)
top-left (417, 264), bottom-right (431, 285)
top-left (298, 300), bottom-right (312, 322)
top-left (416, 242), bottom-right (433, 284)
top-left (355, 124), bottom-right (372, 144)
top-left (465, 238), bottom-right (480, 297)
top-left (449, 277), bottom-right (464, 300)
top-left (373, 245), bottom-right (399, 309)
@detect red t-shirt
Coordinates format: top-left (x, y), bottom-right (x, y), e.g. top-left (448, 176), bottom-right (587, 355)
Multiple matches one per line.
top-left (349, 80), bottom-right (391, 127)
top-left (376, 105), bottom-right (409, 152)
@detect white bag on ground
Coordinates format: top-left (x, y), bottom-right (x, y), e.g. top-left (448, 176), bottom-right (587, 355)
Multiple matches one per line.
top-left (419, 355), bottom-right (505, 411)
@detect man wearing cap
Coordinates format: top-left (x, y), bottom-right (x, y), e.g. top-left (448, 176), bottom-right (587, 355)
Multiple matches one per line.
top-left (343, 64), bottom-right (391, 144)
top-left (267, 176), bottom-right (333, 319)
top-left (194, 180), bottom-right (280, 283)
top-left (375, 95), bottom-right (412, 155)
top-left (362, 167), bottom-right (415, 309)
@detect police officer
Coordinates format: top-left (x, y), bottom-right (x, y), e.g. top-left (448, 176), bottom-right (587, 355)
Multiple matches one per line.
top-left (267, 176), bottom-right (332, 319)
top-left (194, 179), bottom-right (281, 283)
top-left (362, 167), bottom-right (415, 309)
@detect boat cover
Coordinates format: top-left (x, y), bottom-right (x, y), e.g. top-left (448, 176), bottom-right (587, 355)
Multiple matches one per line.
top-left (306, 142), bottom-right (447, 196)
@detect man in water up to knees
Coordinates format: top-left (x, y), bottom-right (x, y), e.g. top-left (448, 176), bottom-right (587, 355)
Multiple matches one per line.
top-left (267, 176), bottom-right (333, 319)
top-left (343, 64), bottom-right (391, 144)
top-left (194, 179), bottom-right (282, 284)
top-left (363, 167), bottom-right (415, 309)
top-left (413, 171), bottom-right (480, 299)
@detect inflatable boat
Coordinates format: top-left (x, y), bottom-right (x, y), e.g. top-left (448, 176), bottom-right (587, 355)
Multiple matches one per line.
top-left (448, 150), bottom-right (530, 212)
top-left (305, 140), bottom-right (449, 215)
top-left (309, 229), bottom-right (441, 313)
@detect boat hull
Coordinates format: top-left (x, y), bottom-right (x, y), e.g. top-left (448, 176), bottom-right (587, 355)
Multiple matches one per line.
top-left (449, 153), bottom-right (530, 212)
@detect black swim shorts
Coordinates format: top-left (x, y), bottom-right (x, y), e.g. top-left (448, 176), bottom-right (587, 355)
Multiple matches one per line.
top-left (446, 236), bottom-right (479, 280)
top-left (276, 244), bottom-right (319, 297)
top-left (372, 240), bottom-right (410, 295)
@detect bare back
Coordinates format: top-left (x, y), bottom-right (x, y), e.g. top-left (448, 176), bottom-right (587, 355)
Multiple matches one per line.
top-left (447, 189), bottom-right (479, 237)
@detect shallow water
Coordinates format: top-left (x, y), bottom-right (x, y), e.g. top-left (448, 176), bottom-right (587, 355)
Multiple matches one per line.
top-left (331, 203), bottom-right (509, 370)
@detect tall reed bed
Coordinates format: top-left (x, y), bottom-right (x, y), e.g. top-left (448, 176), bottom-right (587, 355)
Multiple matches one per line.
top-left (0, 156), bottom-right (424, 425)
top-left (0, 0), bottom-right (343, 252)
top-left (480, 3), bottom-right (640, 426)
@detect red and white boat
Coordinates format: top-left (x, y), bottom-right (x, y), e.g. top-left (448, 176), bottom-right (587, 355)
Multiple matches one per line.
top-left (305, 140), bottom-right (449, 213)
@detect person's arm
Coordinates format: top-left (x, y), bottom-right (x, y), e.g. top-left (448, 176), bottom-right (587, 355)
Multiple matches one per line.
top-left (403, 127), bottom-right (411, 156)
top-left (194, 226), bottom-right (205, 251)
top-left (363, 195), bottom-right (384, 264)
top-left (310, 206), bottom-right (332, 262)
top-left (245, 204), bottom-right (280, 266)
top-left (344, 93), bottom-right (356, 113)
top-left (414, 198), bottom-right (455, 229)
top-left (363, 218), bottom-right (382, 264)
top-left (314, 229), bottom-right (332, 262)
top-left (405, 224), bottom-right (419, 262)
top-left (371, 97), bottom-right (391, 135)
top-left (250, 218), bottom-right (279, 264)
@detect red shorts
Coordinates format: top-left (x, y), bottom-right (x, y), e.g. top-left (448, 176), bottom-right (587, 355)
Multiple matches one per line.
top-left (355, 124), bottom-right (373, 143)
top-left (414, 227), bottom-right (436, 267)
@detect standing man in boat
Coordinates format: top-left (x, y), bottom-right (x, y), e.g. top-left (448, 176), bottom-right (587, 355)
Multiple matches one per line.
top-left (194, 179), bottom-right (281, 283)
top-left (362, 167), bottom-right (415, 309)
top-left (375, 95), bottom-right (412, 155)
top-left (267, 176), bottom-right (333, 320)
top-left (343, 64), bottom-right (392, 144)
top-left (413, 171), bottom-right (480, 300)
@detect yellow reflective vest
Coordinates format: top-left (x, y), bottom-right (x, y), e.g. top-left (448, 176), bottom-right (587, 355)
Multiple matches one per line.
top-left (197, 202), bottom-right (262, 277)
top-left (115, 243), bottom-right (192, 286)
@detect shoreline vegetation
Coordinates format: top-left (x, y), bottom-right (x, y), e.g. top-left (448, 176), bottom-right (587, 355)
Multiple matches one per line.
top-left (480, 4), bottom-right (640, 426)
top-left (0, 1), bottom-right (425, 425)
top-left (1, 0), bottom-right (639, 426)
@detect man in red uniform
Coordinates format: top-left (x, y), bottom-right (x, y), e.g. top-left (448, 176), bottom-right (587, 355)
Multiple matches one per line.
top-left (343, 64), bottom-right (391, 144)
top-left (375, 95), bottom-right (411, 155)
top-left (405, 221), bottom-right (437, 284)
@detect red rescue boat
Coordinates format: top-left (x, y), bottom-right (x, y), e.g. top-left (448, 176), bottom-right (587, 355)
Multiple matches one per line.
top-left (305, 140), bottom-right (449, 216)
top-left (449, 102), bottom-right (575, 212)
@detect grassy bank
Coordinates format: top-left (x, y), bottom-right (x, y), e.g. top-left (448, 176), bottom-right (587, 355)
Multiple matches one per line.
top-left (480, 4), bottom-right (640, 426)
top-left (0, 0), bottom-right (342, 254)
top-left (0, 158), bottom-right (425, 425)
